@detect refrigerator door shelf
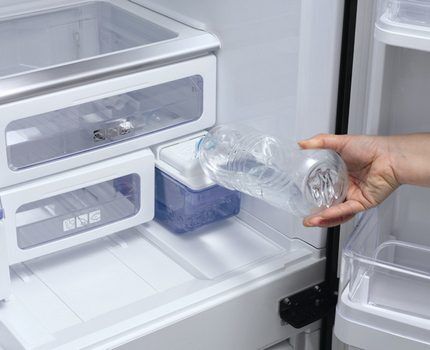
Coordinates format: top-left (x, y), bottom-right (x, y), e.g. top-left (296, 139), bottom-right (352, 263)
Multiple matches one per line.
top-left (335, 208), bottom-right (430, 349)
top-left (0, 0), bottom-right (220, 104)
top-left (336, 289), bottom-right (430, 350)
top-left (0, 55), bottom-right (216, 187)
top-left (376, 0), bottom-right (430, 51)
top-left (0, 149), bottom-right (154, 265)
top-left (0, 219), bottom-right (324, 350)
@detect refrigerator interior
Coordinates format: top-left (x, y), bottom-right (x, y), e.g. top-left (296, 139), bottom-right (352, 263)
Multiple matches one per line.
top-left (0, 0), bottom-right (345, 349)
top-left (134, 0), bottom-right (345, 249)
top-left (0, 1), bottom-right (177, 78)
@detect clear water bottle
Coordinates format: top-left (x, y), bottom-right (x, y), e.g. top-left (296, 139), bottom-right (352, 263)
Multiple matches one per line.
top-left (197, 124), bottom-right (348, 217)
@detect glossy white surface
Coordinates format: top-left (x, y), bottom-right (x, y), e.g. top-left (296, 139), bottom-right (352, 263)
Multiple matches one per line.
top-left (0, 149), bottom-right (154, 264)
top-left (0, 220), bottom-right (323, 350)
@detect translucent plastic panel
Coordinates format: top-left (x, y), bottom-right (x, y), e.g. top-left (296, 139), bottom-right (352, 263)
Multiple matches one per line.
top-left (155, 168), bottom-right (240, 233)
top-left (16, 174), bottom-right (140, 249)
top-left (379, 0), bottom-right (430, 27)
top-left (7, 75), bottom-right (203, 170)
top-left (0, 1), bottom-right (177, 77)
top-left (343, 208), bottom-right (430, 320)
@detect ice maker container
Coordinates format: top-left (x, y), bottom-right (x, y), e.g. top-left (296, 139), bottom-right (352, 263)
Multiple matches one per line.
top-left (153, 134), bottom-right (241, 233)
top-left (155, 168), bottom-right (241, 233)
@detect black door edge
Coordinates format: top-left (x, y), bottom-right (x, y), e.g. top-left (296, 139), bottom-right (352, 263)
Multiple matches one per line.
top-left (321, 1), bottom-right (357, 349)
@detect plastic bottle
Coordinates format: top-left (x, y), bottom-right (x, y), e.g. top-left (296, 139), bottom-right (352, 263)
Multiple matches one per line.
top-left (197, 124), bottom-right (348, 217)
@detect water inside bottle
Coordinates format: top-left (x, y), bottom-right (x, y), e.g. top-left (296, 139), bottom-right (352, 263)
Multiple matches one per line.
top-left (306, 165), bottom-right (343, 208)
top-left (198, 125), bottom-right (348, 217)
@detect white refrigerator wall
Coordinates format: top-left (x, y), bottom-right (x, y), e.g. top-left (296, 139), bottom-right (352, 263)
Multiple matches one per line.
top-left (132, 0), bottom-right (345, 248)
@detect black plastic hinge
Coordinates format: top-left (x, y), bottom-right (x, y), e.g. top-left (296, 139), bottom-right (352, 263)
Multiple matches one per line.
top-left (278, 282), bottom-right (338, 329)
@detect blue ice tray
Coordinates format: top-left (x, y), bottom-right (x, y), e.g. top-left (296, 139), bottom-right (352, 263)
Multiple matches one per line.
top-left (155, 168), bottom-right (241, 233)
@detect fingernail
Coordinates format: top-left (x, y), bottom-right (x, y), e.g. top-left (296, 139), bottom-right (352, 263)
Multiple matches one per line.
top-left (304, 217), bottom-right (321, 227)
top-left (297, 140), bottom-right (307, 148)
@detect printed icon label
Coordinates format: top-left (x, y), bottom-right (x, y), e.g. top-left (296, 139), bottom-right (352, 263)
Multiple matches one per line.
top-left (63, 217), bottom-right (76, 232)
top-left (89, 210), bottom-right (101, 224)
top-left (76, 213), bottom-right (89, 228)
top-left (62, 209), bottom-right (101, 232)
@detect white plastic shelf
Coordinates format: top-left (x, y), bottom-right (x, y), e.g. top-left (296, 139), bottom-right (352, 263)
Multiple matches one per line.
top-left (0, 0), bottom-right (220, 104)
top-left (376, 0), bottom-right (430, 52)
top-left (0, 220), bottom-right (318, 350)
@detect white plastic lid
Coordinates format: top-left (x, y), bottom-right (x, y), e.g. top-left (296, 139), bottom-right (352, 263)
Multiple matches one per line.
top-left (152, 132), bottom-right (215, 191)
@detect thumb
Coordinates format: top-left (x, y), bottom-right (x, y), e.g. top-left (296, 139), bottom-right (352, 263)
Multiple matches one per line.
top-left (298, 133), bottom-right (350, 153)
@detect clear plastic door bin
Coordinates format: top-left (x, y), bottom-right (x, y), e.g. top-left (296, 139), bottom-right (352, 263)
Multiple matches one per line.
top-left (378, 0), bottom-right (430, 27)
top-left (342, 208), bottom-right (430, 320)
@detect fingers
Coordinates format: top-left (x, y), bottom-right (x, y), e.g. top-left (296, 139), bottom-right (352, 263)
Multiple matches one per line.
top-left (298, 134), bottom-right (350, 153)
top-left (303, 199), bottom-right (365, 228)
top-left (304, 213), bottom-right (355, 228)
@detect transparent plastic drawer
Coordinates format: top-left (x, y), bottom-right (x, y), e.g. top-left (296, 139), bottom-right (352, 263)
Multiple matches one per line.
top-left (16, 174), bottom-right (140, 249)
top-left (0, 0), bottom-right (219, 90)
top-left (341, 208), bottom-right (430, 320)
top-left (0, 1), bottom-right (177, 78)
top-left (0, 55), bottom-right (216, 188)
top-left (6, 75), bottom-right (203, 170)
top-left (0, 149), bottom-right (154, 264)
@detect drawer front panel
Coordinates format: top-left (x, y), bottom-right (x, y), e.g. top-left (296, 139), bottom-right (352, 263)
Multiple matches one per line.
top-left (0, 149), bottom-right (154, 263)
top-left (16, 173), bottom-right (141, 249)
top-left (0, 55), bottom-right (216, 187)
top-left (7, 75), bottom-right (203, 170)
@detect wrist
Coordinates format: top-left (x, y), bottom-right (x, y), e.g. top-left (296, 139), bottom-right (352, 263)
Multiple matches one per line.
top-left (386, 136), bottom-right (405, 186)
top-left (386, 133), bottom-right (430, 187)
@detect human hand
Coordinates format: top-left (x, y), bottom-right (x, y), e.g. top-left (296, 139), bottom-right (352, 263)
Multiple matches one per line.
top-left (298, 134), bottom-right (400, 227)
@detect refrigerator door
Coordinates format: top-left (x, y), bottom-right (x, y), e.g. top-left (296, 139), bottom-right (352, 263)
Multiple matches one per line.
top-left (335, 1), bottom-right (430, 349)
